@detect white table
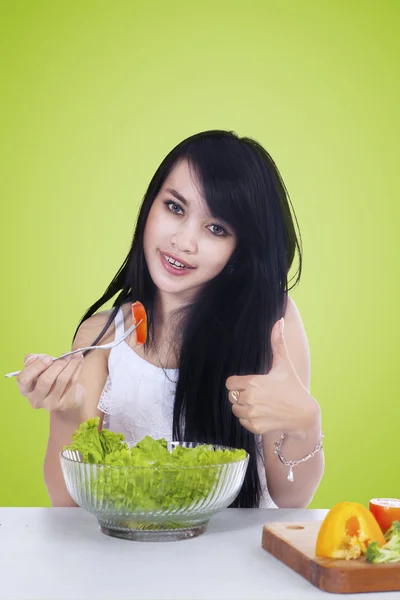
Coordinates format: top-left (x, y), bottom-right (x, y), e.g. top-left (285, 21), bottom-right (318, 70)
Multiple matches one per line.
top-left (0, 508), bottom-right (397, 600)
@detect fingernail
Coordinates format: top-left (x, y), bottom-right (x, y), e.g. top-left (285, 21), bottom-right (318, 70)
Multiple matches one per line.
top-left (24, 355), bottom-right (37, 366)
top-left (281, 318), bottom-right (285, 334)
top-left (43, 356), bottom-right (53, 365)
top-left (72, 352), bottom-right (83, 360)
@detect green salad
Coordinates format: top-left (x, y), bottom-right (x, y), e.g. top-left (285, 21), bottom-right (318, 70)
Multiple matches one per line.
top-left (63, 417), bottom-right (246, 513)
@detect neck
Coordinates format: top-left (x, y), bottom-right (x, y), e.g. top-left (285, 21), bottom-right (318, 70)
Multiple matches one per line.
top-left (154, 289), bottom-right (194, 325)
top-left (152, 289), bottom-right (199, 360)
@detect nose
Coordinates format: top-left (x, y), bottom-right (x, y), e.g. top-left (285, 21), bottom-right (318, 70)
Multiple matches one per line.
top-left (171, 223), bottom-right (198, 254)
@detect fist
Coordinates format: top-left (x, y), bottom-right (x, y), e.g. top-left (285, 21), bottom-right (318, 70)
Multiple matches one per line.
top-left (16, 353), bottom-right (85, 412)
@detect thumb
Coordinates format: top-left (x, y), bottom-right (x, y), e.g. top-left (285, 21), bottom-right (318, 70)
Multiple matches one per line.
top-left (271, 318), bottom-right (288, 367)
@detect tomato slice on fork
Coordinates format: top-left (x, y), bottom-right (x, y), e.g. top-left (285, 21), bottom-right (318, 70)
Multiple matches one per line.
top-left (131, 301), bottom-right (147, 346)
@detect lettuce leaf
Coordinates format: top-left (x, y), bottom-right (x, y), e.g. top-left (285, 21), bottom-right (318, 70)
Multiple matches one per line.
top-left (64, 418), bottom-right (246, 512)
top-left (65, 417), bottom-right (104, 464)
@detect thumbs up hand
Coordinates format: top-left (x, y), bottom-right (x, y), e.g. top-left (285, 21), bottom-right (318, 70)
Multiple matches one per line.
top-left (226, 318), bottom-right (319, 439)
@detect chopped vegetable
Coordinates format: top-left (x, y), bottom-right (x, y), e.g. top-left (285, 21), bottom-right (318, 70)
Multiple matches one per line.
top-left (99, 427), bottom-right (127, 456)
top-left (315, 501), bottom-right (386, 560)
top-left (66, 418), bottom-right (109, 463)
top-left (132, 301), bottom-right (147, 345)
top-left (63, 418), bottom-right (246, 512)
top-left (369, 498), bottom-right (400, 534)
top-left (366, 521), bottom-right (400, 564)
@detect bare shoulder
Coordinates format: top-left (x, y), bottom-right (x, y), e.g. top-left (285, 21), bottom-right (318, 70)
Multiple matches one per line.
top-left (283, 296), bottom-right (311, 390)
top-left (72, 309), bottom-right (116, 350)
top-left (284, 296), bottom-right (306, 328)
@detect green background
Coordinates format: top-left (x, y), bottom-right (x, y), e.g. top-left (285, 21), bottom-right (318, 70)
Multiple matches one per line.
top-left (0, 1), bottom-right (398, 508)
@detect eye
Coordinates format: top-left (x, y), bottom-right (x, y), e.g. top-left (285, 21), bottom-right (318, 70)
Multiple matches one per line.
top-left (207, 224), bottom-right (227, 237)
top-left (164, 200), bottom-right (184, 215)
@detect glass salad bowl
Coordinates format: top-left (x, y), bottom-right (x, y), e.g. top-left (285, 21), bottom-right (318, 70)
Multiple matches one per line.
top-left (60, 441), bottom-right (249, 542)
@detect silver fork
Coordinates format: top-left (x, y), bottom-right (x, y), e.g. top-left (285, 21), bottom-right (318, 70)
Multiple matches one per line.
top-left (4, 320), bottom-right (142, 378)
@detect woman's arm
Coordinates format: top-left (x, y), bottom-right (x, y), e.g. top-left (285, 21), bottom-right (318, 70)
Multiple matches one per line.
top-left (43, 312), bottom-right (111, 506)
top-left (262, 297), bottom-right (324, 508)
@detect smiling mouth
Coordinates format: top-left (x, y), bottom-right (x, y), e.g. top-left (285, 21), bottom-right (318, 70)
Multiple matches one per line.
top-left (160, 252), bottom-right (195, 270)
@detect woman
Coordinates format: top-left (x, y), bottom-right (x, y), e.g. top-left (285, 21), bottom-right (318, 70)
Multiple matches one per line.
top-left (17, 130), bottom-right (324, 508)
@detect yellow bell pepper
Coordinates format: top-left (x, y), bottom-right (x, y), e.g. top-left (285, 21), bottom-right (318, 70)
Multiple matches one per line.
top-left (316, 501), bottom-right (386, 560)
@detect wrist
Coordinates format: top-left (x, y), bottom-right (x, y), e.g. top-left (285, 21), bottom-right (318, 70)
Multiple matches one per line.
top-left (273, 427), bottom-right (324, 483)
top-left (288, 393), bottom-right (321, 441)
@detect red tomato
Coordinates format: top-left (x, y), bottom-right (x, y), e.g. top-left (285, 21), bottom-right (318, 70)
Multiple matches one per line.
top-left (369, 498), bottom-right (400, 534)
top-left (131, 301), bottom-right (147, 346)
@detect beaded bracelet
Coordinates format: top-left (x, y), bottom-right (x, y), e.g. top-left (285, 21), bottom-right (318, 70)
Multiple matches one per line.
top-left (273, 432), bottom-right (324, 482)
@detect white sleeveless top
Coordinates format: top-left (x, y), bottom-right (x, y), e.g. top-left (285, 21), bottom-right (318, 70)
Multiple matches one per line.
top-left (98, 306), bottom-right (277, 508)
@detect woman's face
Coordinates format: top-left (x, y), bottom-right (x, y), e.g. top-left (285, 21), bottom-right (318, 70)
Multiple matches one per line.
top-left (143, 159), bottom-right (237, 302)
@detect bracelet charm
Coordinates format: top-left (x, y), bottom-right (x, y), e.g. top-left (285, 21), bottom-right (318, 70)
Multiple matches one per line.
top-left (273, 432), bottom-right (324, 482)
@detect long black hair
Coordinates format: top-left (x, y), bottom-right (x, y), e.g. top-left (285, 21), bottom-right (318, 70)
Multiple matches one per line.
top-left (73, 130), bottom-right (302, 507)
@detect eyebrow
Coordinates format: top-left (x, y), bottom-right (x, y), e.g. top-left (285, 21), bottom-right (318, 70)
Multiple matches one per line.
top-left (165, 188), bottom-right (188, 206)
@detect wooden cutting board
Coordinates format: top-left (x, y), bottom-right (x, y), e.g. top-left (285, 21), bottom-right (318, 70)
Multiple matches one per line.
top-left (262, 521), bottom-right (400, 594)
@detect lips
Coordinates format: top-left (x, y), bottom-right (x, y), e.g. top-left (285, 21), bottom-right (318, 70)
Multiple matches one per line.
top-left (159, 251), bottom-right (196, 276)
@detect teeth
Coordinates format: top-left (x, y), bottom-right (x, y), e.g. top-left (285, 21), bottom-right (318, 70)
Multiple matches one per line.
top-left (164, 255), bottom-right (187, 268)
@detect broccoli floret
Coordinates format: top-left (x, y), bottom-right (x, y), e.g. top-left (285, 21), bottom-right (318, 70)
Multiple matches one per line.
top-left (366, 521), bottom-right (400, 564)
top-left (365, 541), bottom-right (382, 563)
top-left (384, 520), bottom-right (400, 542)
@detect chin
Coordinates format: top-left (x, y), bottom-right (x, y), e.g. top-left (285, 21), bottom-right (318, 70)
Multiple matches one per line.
top-left (156, 278), bottom-right (196, 296)
top-left (150, 271), bottom-right (199, 298)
